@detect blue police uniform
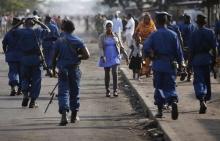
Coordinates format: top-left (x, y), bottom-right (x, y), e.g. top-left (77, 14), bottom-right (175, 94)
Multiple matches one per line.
top-left (180, 23), bottom-right (196, 47)
top-left (2, 29), bottom-right (22, 88)
top-left (54, 32), bottom-right (85, 114)
top-left (42, 22), bottom-right (59, 68)
top-left (189, 27), bottom-right (217, 101)
top-left (15, 27), bottom-right (48, 100)
top-left (144, 27), bottom-right (184, 107)
top-left (215, 21), bottom-right (220, 53)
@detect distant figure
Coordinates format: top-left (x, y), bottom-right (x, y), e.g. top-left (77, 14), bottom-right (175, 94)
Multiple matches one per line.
top-left (135, 12), bottom-right (156, 43)
top-left (125, 14), bottom-right (135, 48)
top-left (129, 35), bottom-right (143, 80)
top-left (84, 16), bottom-right (89, 32)
top-left (112, 11), bottom-right (123, 39)
top-left (42, 15), bottom-right (60, 76)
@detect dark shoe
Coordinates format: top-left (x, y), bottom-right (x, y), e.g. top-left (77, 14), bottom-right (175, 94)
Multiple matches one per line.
top-left (155, 106), bottom-right (163, 118)
top-left (22, 98), bottom-right (29, 107)
top-left (171, 102), bottom-right (178, 120)
top-left (10, 90), bottom-right (16, 96)
top-left (29, 99), bottom-right (38, 108)
top-left (106, 91), bottom-right (110, 97)
top-left (199, 101), bottom-right (207, 114)
top-left (113, 91), bottom-right (118, 97)
top-left (16, 88), bottom-right (22, 95)
top-left (186, 75), bottom-right (191, 82)
top-left (180, 72), bottom-right (187, 81)
top-left (71, 111), bottom-right (78, 123)
top-left (59, 111), bottom-right (68, 126)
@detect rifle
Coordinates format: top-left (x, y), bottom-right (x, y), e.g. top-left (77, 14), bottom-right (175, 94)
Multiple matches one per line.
top-left (44, 82), bottom-right (58, 113)
top-left (33, 30), bottom-right (53, 77)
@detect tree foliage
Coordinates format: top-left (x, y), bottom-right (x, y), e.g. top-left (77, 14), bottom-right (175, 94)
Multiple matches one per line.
top-left (0, 0), bottom-right (42, 13)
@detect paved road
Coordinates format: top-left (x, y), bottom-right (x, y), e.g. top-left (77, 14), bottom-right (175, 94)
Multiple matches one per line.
top-left (0, 35), bottom-right (153, 141)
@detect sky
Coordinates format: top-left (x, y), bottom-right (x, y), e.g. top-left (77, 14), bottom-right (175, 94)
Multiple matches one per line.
top-left (40, 0), bottom-right (102, 15)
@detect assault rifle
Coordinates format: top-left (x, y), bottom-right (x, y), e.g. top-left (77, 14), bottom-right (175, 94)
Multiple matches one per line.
top-left (44, 82), bottom-right (58, 113)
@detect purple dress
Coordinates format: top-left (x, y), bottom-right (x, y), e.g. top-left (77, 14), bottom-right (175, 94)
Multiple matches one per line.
top-left (98, 37), bottom-right (121, 68)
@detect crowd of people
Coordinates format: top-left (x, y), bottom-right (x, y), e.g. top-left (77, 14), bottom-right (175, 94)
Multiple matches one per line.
top-left (94, 10), bottom-right (220, 120)
top-left (2, 10), bottom-right (90, 126)
top-left (1, 9), bottom-right (220, 126)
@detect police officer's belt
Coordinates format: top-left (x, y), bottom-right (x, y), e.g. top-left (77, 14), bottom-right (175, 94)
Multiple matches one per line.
top-left (43, 37), bottom-right (57, 42)
top-left (23, 49), bottom-right (40, 56)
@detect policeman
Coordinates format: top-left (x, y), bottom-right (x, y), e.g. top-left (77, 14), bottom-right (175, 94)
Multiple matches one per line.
top-left (179, 14), bottom-right (196, 81)
top-left (52, 19), bottom-right (90, 126)
top-left (13, 17), bottom-right (50, 108)
top-left (2, 17), bottom-right (22, 96)
top-left (42, 15), bottom-right (60, 75)
top-left (167, 14), bottom-right (187, 80)
top-left (189, 14), bottom-right (217, 114)
top-left (215, 16), bottom-right (220, 53)
top-left (144, 12), bottom-right (185, 120)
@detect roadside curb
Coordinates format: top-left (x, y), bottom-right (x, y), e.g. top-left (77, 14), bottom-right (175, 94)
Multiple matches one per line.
top-left (120, 66), bottom-right (181, 141)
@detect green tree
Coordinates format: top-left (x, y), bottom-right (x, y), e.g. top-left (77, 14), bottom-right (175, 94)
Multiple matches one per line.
top-left (0, 0), bottom-right (42, 13)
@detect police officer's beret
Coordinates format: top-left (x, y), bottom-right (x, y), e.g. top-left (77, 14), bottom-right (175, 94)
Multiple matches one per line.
top-left (155, 11), bottom-right (169, 21)
top-left (197, 14), bottom-right (207, 20)
top-left (183, 14), bottom-right (191, 19)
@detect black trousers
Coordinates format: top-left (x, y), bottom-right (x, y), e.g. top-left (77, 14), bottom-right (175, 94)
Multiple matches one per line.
top-left (104, 65), bottom-right (118, 92)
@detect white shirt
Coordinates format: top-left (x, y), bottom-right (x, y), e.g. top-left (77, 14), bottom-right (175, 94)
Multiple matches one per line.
top-left (125, 17), bottom-right (135, 35)
top-left (131, 40), bottom-right (143, 57)
top-left (112, 17), bottom-right (123, 34)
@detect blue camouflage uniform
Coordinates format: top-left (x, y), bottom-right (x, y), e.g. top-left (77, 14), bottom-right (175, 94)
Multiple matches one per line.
top-left (2, 29), bottom-right (22, 88)
top-left (42, 22), bottom-right (59, 68)
top-left (144, 27), bottom-right (184, 107)
top-left (54, 32), bottom-right (85, 114)
top-left (15, 27), bottom-right (48, 100)
top-left (189, 27), bottom-right (217, 101)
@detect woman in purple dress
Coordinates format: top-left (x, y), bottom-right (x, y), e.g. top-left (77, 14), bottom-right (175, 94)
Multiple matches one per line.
top-left (98, 20), bottom-right (128, 97)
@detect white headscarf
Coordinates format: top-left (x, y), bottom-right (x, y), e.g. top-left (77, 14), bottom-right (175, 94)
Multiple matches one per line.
top-left (104, 20), bottom-right (113, 30)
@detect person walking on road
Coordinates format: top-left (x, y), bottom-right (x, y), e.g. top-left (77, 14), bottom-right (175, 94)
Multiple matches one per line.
top-left (98, 20), bottom-right (129, 97)
top-left (129, 35), bottom-right (143, 80)
top-left (125, 14), bottom-right (135, 48)
top-left (2, 17), bottom-right (22, 96)
top-left (179, 14), bottom-right (196, 82)
top-left (144, 12), bottom-right (185, 120)
top-left (135, 12), bottom-right (156, 77)
top-left (52, 19), bottom-right (90, 126)
top-left (42, 15), bottom-right (60, 76)
top-left (13, 17), bottom-right (50, 108)
top-left (189, 14), bottom-right (217, 114)
top-left (112, 11), bottom-right (123, 40)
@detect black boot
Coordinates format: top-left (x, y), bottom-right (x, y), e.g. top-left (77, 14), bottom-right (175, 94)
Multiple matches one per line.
top-left (171, 101), bottom-right (178, 120)
top-left (29, 99), bottom-right (38, 108)
top-left (199, 100), bottom-right (207, 114)
top-left (10, 87), bottom-right (16, 96)
top-left (16, 87), bottom-right (22, 95)
top-left (71, 110), bottom-right (78, 123)
top-left (22, 97), bottom-right (29, 107)
top-left (155, 105), bottom-right (163, 118)
top-left (59, 111), bottom-right (68, 126)
top-left (113, 90), bottom-right (118, 97)
top-left (106, 89), bottom-right (110, 97)
top-left (21, 92), bottom-right (29, 107)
